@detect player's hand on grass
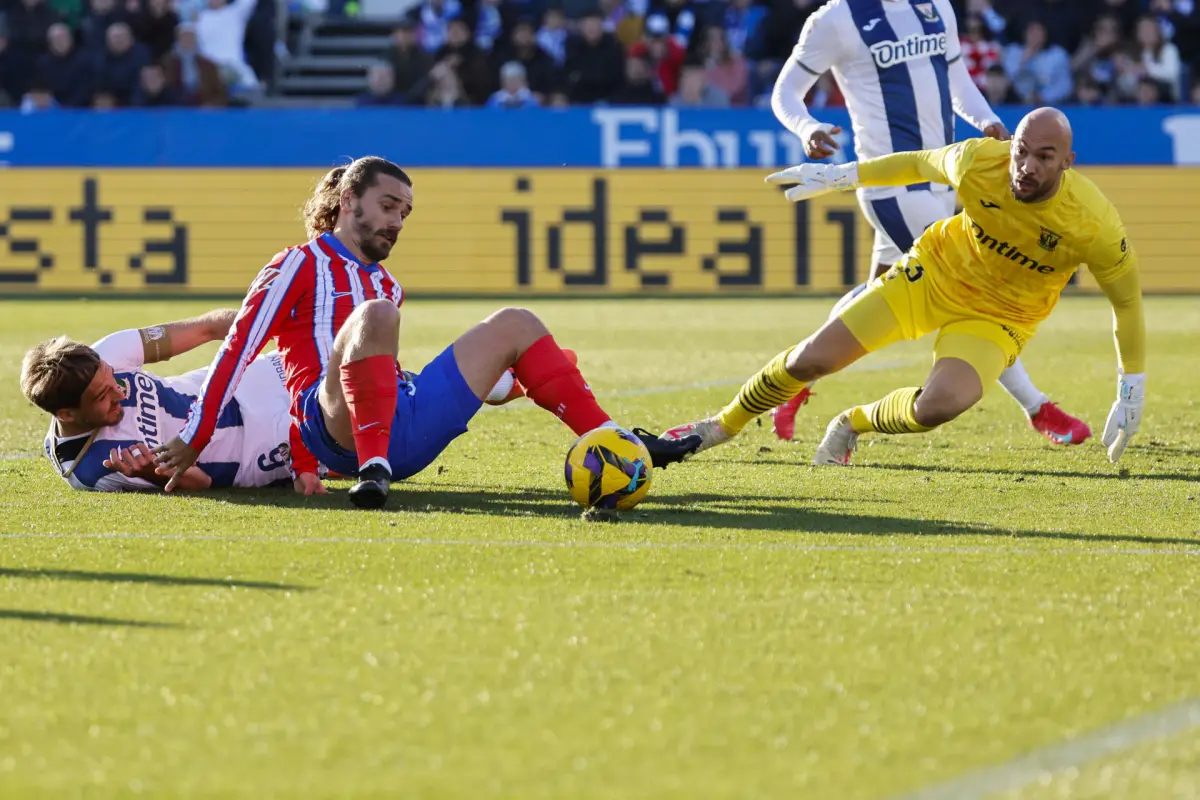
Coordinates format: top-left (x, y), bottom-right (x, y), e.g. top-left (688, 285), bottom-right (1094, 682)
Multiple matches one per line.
top-left (104, 442), bottom-right (159, 480)
top-left (803, 123), bottom-right (842, 159)
top-left (766, 162), bottom-right (860, 202)
top-left (983, 121), bottom-right (1011, 141)
top-left (294, 472), bottom-right (328, 495)
top-left (153, 435), bottom-right (201, 492)
top-left (1102, 372), bottom-right (1144, 463)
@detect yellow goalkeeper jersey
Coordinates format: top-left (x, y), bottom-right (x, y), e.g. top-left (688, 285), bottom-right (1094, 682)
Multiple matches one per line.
top-left (857, 137), bottom-right (1145, 373)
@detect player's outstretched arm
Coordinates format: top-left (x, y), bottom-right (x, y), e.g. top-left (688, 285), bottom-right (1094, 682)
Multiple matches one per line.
top-left (1093, 247), bottom-right (1147, 464)
top-left (137, 309), bottom-right (238, 365)
top-left (766, 142), bottom-right (970, 203)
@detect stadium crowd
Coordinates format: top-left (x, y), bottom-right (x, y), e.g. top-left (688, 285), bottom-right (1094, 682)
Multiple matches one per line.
top-left (1, 0), bottom-right (1198, 109)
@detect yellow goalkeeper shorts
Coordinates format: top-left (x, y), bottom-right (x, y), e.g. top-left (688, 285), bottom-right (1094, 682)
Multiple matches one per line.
top-left (837, 256), bottom-right (1028, 388)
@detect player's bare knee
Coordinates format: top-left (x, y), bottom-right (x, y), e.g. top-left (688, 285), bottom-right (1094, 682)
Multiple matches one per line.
top-left (350, 299), bottom-right (400, 337)
top-left (785, 342), bottom-right (834, 383)
top-left (913, 388), bottom-right (978, 428)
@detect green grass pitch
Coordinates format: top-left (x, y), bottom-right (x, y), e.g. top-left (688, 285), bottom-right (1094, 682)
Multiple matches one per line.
top-left (1, 296), bottom-right (1198, 799)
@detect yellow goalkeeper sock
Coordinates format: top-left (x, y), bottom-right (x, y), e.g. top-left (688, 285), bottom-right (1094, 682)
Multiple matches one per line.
top-left (717, 348), bottom-right (810, 434)
top-left (849, 387), bottom-right (933, 435)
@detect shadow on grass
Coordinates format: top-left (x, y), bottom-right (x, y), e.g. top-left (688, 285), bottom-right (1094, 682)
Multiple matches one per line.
top-left (0, 568), bottom-right (311, 592)
top-left (704, 457), bottom-right (1200, 483)
top-left (209, 485), bottom-right (1199, 548)
top-left (0, 609), bottom-right (182, 628)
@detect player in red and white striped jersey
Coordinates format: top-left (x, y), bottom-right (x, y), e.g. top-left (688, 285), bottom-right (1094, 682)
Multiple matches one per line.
top-left (154, 156), bottom-right (701, 508)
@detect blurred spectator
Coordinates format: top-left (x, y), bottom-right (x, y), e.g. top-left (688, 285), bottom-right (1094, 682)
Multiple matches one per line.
top-left (1135, 75), bottom-right (1169, 104)
top-left (565, 9), bottom-right (624, 104)
top-left (1097, 0), bottom-right (1140, 38)
top-left (1191, 81), bottom-right (1200, 103)
top-left (1112, 47), bottom-right (1145, 101)
top-left (0, 22), bottom-right (33, 105)
top-left (598, 0), bottom-right (643, 48)
top-left (492, 18), bottom-right (561, 101)
top-left (723, 0), bottom-right (764, 58)
top-left (960, 14), bottom-right (1001, 89)
top-left (162, 23), bottom-right (225, 106)
top-left (20, 80), bottom-right (59, 112)
top-left (196, 0), bottom-right (259, 94)
top-left (425, 59), bottom-right (468, 107)
top-left (1027, 0), bottom-right (1084, 55)
top-left (1071, 15), bottom-right (1123, 98)
top-left (131, 0), bottom-right (179, 61)
top-left (628, 14), bottom-right (685, 96)
top-left (700, 26), bottom-right (747, 106)
top-left (132, 62), bottom-right (184, 104)
top-left (433, 16), bottom-right (491, 104)
top-left (8, 0), bottom-right (60, 60)
top-left (806, 71), bottom-right (844, 109)
top-left (474, 0), bottom-right (501, 51)
top-left (964, 0), bottom-right (1007, 40)
top-left (356, 62), bottom-right (406, 106)
top-left (80, 0), bottom-right (128, 51)
top-left (647, 0), bottom-right (697, 51)
top-left (388, 19), bottom-right (432, 103)
top-left (99, 22), bottom-right (149, 104)
top-left (91, 86), bottom-right (118, 107)
top-left (546, 89), bottom-right (568, 107)
top-left (1137, 15), bottom-right (1181, 100)
top-left (488, 61), bottom-right (540, 107)
top-left (537, 7), bottom-right (567, 67)
top-left (757, 0), bottom-right (816, 63)
top-left (1149, 0), bottom-right (1200, 70)
top-left (47, 0), bottom-right (84, 29)
top-left (36, 22), bottom-right (93, 107)
top-left (982, 63), bottom-right (1019, 106)
top-left (670, 58), bottom-right (728, 107)
top-left (609, 53), bottom-right (665, 105)
top-left (1073, 75), bottom-right (1106, 105)
top-left (1003, 20), bottom-right (1072, 104)
top-left (410, 0), bottom-right (461, 53)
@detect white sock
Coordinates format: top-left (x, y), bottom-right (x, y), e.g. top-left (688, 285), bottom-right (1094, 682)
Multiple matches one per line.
top-left (998, 358), bottom-right (1050, 416)
top-left (829, 281), bottom-right (871, 321)
top-left (359, 456), bottom-right (391, 475)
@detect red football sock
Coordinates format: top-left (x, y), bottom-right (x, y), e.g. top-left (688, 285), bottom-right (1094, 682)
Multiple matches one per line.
top-left (339, 354), bottom-right (399, 473)
top-left (514, 336), bottom-right (611, 435)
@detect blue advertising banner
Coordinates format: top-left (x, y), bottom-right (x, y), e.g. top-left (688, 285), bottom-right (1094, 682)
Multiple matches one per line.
top-left (0, 107), bottom-right (1197, 169)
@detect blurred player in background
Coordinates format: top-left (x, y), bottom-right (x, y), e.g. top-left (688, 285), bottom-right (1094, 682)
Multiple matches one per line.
top-left (21, 312), bottom-right (294, 492)
top-left (667, 108), bottom-right (1145, 465)
top-left (153, 156), bottom-right (701, 509)
top-left (766, 0), bottom-right (1091, 447)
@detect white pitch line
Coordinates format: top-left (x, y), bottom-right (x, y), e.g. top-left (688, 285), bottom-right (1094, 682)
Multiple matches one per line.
top-left (890, 697), bottom-right (1200, 800)
top-left (1, 531), bottom-right (1198, 558)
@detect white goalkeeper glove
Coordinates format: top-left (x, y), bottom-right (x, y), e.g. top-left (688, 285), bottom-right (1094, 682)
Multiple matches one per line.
top-left (765, 162), bottom-right (861, 202)
top-left (1102, 371), bottom-right (1144, 463)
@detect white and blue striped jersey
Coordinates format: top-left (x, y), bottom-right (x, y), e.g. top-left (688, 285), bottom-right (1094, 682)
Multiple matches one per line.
top-left (794, 0), bottom-right (962, 165)
top-left (44, 330), bottom-right (293, 492)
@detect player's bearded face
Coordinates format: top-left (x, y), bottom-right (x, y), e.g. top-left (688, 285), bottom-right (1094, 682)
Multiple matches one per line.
top-left (349, 180), bottom-right (411, 263)
top-left (1008, 139), bottom-right (1070, 203)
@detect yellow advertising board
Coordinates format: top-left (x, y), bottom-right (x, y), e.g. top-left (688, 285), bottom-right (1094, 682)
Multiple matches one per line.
top-left (0, 168), bottom-right (1194, 295)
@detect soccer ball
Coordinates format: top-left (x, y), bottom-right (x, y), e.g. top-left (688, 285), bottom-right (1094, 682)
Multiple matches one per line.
top-left (564, 426), bottom-right (652, 511)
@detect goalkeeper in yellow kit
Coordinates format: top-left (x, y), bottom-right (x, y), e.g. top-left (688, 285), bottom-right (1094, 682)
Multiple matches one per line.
top-left (664, 108), bottom-right (1146, 464)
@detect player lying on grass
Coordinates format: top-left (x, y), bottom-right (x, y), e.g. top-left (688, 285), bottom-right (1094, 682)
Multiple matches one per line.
top-left (665, 107), bottom-right (1145, 465)
top-left (20, 312), bottom-right (296, 492)
top-left (152, 156), bottom-right (702, 509)
top-left (765, 0), bottom-right (1091, 448)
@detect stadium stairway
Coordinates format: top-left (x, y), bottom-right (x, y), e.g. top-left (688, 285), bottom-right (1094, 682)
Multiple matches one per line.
top-left (273, 16), bottom-right (394, 104)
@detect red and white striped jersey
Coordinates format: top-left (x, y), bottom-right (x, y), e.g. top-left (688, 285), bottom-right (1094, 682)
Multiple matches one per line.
top-left (181, 232), bottom-right (404, 476)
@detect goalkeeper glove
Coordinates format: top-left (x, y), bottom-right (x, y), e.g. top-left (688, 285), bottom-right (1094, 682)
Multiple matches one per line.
top-left (765, 162), bottom-right (861, 202)
top-left (1102, 371), bottom-right (1144, 463)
